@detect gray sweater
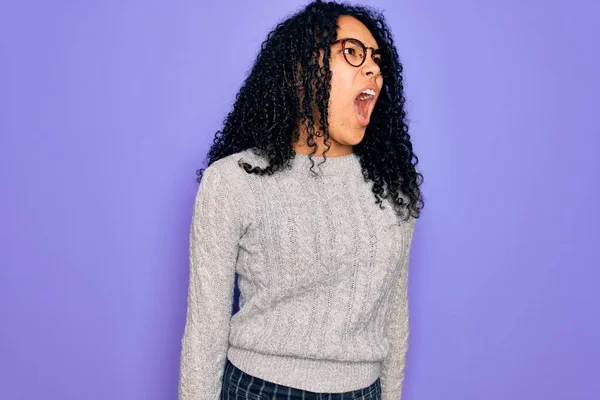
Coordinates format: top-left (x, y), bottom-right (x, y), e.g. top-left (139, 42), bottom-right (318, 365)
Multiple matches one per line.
top-left (178, 149), bottom-right (416, 400)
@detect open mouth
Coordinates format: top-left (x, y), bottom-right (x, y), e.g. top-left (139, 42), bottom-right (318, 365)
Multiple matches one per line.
top-left (354, 89), bottom-right (376, 126)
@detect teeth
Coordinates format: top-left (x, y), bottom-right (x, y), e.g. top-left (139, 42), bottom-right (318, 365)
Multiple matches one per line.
top-left (361, 89), bottom-right (376, 96)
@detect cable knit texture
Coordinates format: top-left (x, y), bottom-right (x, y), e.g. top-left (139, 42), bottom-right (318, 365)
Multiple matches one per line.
top-left (178, 149), bottom-right (416, 400)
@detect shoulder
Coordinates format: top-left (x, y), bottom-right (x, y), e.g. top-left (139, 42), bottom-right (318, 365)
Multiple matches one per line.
top-left (404, 214), bottom-right (417, 245)
top-left (202, 148), bottom-right (266, 183)
top-left (197, 150), bottom-right (263, 221)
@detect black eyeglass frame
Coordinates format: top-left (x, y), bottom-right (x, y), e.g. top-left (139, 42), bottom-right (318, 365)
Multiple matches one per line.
top-left (330, 37), bottom-right (387, 71)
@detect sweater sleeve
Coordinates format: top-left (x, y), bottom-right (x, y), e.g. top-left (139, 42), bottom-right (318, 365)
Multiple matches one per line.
top-left (178, 166), bottom-right (245, 400)
top-left (380, 217), bottom-right (417, 400)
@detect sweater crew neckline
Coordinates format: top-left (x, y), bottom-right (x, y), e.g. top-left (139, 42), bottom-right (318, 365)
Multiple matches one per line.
top-left (291, 151), bottom-right (360, 177)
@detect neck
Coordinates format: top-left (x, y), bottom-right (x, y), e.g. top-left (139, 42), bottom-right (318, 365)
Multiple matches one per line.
top-left (293, 126), bottom-right (354, 158)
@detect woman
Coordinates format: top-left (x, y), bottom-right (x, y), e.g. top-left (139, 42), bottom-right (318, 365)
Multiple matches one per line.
top-left (178, 1), bottom-right (424, 399)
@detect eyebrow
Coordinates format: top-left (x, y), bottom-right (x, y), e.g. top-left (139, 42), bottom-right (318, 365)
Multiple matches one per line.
top-left (338, 36), bottom-right (380, 51)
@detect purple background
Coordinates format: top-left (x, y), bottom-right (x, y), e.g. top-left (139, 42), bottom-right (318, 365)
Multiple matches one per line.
top-left (1, 0), bottom-right (598, 399)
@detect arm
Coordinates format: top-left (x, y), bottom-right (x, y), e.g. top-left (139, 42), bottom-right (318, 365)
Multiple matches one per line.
top-left (380, 217), bottom-right (416, 400)
top-left (178, 166), bottom-right (245, 400)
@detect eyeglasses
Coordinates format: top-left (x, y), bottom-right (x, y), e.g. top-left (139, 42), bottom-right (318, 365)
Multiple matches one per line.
top-left (331, 38), bottom-right (388, 73)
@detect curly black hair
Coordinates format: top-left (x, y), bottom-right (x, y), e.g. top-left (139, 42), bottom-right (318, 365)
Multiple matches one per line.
top-left (196, 0), bottom-right (425, 221)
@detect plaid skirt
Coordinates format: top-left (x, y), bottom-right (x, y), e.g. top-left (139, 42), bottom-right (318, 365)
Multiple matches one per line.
top-left (221, 358), bottom-right (382, 400)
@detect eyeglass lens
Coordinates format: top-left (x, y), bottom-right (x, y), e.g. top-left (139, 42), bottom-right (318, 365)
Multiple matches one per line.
top-left (343, 39), bottom-right (385, 70)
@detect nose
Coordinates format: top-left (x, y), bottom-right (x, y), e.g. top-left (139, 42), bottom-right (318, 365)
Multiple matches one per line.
top-left (362, 51), bottom-right (381, 77)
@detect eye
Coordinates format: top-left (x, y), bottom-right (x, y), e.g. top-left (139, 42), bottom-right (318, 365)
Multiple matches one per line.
top-left (373, 52), bottom-right (387, 70)
top-left (343, 40), bottom-right (364, 61)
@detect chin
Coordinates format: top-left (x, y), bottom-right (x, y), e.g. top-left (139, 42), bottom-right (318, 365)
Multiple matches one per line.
top-left (345, 130), bottom-right (367, 145)
top-left (329, 124), bottom-right (366, 145)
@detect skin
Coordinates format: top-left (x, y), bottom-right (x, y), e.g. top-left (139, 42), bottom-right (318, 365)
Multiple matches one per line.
top-left (293, 15), bottom-right (384, 157)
